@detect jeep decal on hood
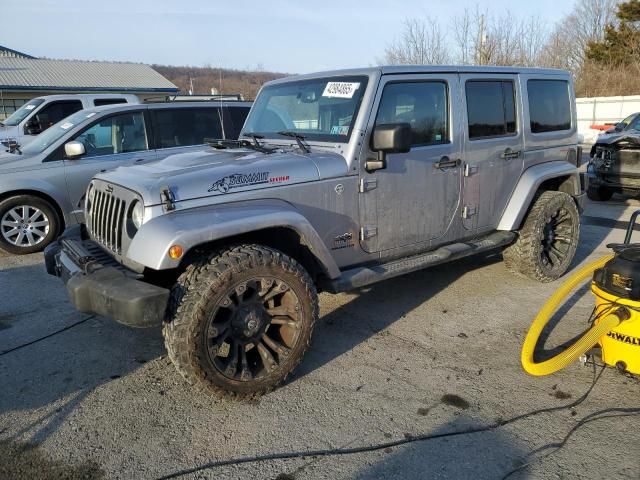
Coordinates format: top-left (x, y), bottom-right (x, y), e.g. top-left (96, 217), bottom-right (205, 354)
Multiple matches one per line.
top-left (208, 172), bottom-right (270, 193)
top-left (207, 172), bottom-right (292, 193)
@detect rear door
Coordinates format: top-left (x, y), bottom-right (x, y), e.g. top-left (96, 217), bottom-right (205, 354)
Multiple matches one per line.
top-left (63, 109), bottom-right (156, 220)
top-left (359, 74), bottom-right (462, 253)
top-left (151, 107), bottom-right (224, 159)
top-left (460, 74), bottom-right (524, 231)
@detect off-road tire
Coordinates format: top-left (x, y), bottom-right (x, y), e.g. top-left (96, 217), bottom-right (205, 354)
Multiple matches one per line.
top-left (586, 184), bottom-right (614, 202)
top-left (0, 195), bottom-right (60, 255)
top-left (163, 244), bottom-right (319, 397)
top-left (503, 191), bottom-right (579, 282)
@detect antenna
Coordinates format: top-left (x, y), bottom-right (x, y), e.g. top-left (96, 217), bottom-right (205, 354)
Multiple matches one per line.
top-left (218, 66), bottom-right (226, 139)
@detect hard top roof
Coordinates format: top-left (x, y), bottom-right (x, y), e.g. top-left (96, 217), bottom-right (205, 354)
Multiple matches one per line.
top-left (267, 65), bottom-right (570, 85)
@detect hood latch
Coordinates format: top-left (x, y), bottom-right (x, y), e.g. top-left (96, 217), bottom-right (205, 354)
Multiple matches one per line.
top-left (160, 186), bottom-right (176, 211)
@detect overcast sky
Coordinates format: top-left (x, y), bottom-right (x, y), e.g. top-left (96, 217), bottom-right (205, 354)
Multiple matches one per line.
top-left (4, 0), bottom-right (575, 73)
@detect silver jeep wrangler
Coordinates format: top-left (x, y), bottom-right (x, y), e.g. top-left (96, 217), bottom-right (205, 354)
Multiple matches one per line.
top-left (46, 66), bottom-right (585, 396)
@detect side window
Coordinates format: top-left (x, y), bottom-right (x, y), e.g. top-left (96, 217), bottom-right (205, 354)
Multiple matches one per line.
top-left (33, 100), bottom-right (83, 132)
top-left (375, 81), bottom-right (448, 146)
top-left (93, 98), bottom-right (128, 107)
top-left (152, 108), bottom-right (223, 148)
top-left (466, 81), bottom-right (516, 139)
top-left (74, 112), bottom-right (148, 158)
top-left (223, 106), bottom-right (251, 140)
top-left (527, 80), bottom-right (571, 133)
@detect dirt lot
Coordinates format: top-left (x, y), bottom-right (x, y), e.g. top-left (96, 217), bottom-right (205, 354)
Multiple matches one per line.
top-left (1, 197), bottom-right (640, 480)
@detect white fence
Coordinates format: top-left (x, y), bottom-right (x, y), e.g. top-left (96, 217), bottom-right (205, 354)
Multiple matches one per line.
top-left (576, 95), bottom-right (640, 143)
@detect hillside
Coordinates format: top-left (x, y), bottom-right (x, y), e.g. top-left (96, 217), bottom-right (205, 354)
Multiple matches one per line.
top-left (152, 64), bottom-right (288, 100)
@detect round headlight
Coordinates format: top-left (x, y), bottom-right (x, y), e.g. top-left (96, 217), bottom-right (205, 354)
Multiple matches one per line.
top-left (131, 200), bottom-right (144, 229)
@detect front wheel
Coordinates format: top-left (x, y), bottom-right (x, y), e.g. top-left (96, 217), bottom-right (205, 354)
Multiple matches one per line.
top-left (503, 191), bottom-right (580, 282)
top-left (0, 195), bottom-right (60, 255)
top-left (163, 245), bottom-right (319, 397)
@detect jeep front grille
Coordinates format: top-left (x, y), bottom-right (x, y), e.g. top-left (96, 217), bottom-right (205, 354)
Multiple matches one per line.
top-left (88, 187), bottom-right (127, 254)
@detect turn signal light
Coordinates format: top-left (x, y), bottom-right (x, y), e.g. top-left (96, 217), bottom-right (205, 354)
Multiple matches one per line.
top-left (168, 245), bottom-right (184, 259)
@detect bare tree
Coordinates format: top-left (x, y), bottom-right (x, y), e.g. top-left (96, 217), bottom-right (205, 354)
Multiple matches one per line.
top-left (381, 18), bottom-right (450, 65)
top-left (451, 8), bottom-right (548, 66)
top-left (539, 0), bottom-right (619, 72)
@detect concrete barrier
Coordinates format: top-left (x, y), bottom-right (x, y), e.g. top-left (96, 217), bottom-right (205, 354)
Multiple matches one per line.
top-left (577, 95), bottom-right (640, 144)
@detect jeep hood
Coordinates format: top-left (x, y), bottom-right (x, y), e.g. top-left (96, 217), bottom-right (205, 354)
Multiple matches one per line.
top-left (95, 147), bottom-right (349, 206)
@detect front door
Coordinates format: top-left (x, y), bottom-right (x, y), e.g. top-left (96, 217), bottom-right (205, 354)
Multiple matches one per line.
top-left (63, 110), bottom-right (156, 221)
top-left (460, 75), bottom-right (524, 231)
top-left (359, 74), bottom-right (462, 253)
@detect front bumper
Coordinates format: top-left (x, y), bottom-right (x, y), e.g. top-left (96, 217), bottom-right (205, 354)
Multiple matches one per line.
top-left (45, 226), bottom-right (170, 328)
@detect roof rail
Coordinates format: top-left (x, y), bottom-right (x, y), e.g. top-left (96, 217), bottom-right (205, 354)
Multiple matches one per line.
top-left (143, 93), bottom-right (246, 103)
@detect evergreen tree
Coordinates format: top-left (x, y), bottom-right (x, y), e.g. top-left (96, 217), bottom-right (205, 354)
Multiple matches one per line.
top-left (586, 0), bottom-right (640, 65)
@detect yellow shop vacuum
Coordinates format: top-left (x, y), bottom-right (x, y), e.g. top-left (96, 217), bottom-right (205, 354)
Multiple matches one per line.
top-left (522, 210), bottom-right (640, 376)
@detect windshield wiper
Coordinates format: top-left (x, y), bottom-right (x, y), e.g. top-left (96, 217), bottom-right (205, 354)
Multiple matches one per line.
top-left (241, 132), bottom-right (278, 153)
top-left (278, 131), bottom-right (311, 153)
top-left (205, 137), bottom-right (276, 154)
top-left (242, 132), bottom-right (265, 146)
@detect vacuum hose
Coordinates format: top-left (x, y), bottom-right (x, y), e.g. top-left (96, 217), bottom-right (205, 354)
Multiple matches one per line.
top-left (522, 255), bottom-right (628, 376)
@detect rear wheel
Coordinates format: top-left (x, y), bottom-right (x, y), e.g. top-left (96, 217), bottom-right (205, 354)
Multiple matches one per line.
top-left (0, 195), bottom-right (60, 255)
top-left (587, 184), bottom-right (614, 201)
top-left (503, 191), bottom-right (579, 282)
top-left (163, 244), bottom-right (318, 397)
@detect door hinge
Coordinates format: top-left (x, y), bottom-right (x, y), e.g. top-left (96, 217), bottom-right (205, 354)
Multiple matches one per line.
top-left (360, 226), bottom-right (378, 241)
top-left (462, 205), bottom-right (477, 219)
top-left (359, 178), bottom-right (378, 193)
top-left (464, 164), bottom-right (478, 177)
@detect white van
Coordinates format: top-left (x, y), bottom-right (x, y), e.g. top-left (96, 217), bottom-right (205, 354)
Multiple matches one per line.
top-left (0, 93), bottom-right (139, 148)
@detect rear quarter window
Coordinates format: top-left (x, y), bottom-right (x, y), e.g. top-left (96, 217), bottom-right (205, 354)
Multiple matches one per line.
top-left (93, 98), bottom-right (128, 107)
top-left (527, 80), bottom-right (571, 133)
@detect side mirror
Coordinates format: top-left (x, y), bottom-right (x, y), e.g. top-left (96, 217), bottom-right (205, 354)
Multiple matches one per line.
top-left (64, 141), bottom-right (85, 159)
top-left (372, 123), bottom-right (412, 153)
top-left (367, 123), bottom-right (412, 171)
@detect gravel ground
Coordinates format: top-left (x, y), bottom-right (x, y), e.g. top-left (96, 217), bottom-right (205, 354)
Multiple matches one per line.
top-left (1, 196), bottom-right (640, 480)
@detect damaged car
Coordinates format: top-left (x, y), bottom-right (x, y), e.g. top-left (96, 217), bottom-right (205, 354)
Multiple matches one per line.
top-left (587, 133), bottom-right (640, 201)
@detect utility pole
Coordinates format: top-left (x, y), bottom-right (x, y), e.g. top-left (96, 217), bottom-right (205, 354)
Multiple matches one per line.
top-left (477, 14), bottom-right (487, 65)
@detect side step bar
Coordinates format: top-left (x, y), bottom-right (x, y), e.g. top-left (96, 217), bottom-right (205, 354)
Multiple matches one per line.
top-left (326, 231), bottom-right (516, 293)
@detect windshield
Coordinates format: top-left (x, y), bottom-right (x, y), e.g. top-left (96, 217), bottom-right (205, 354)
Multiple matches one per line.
top-left (2, 98), bottom-right (45, 126)
top-left (21, 109), bottom-right (98, 155)
top-left (243, 76), bottom-right (368, 143)
top-left (627, 114), bottom-right (640, 131)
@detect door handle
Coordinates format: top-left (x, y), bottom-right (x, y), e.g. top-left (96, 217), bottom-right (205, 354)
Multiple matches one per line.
top-left (433, 156), bottom-right (461, 169)
top-left (500, 148), bottom-right (521, 160)
top-left (134, 158), bottom-right (145, 163)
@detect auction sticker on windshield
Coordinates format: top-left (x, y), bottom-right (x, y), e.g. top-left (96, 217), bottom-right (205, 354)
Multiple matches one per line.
top-left (323, 82), bottom-right (361, 99)
top-left (60, 122), bottom-right (74, 130)
top-left (25, 105), bottom-right (36, 110)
